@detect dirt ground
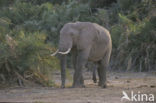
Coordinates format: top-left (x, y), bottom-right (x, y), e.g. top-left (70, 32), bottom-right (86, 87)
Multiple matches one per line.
top-left (0, 71), bottom-right (156, 103)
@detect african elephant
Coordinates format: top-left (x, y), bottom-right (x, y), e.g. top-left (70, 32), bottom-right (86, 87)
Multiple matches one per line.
top-left (51, 22), bottom-right (112, 88)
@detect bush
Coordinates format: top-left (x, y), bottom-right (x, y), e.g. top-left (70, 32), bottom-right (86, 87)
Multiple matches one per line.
top-left (0, 2), bottom-right (43, 27)
top-left (110, 2), bottom-right (156, 71)
top-left (40, 1), bottom-right (96, 44)
top-left (0, 31), bottom-right (60, 86)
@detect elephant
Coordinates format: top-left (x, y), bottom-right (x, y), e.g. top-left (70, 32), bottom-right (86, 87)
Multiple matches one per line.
top-left (51, 22), bottom-right (112, 88)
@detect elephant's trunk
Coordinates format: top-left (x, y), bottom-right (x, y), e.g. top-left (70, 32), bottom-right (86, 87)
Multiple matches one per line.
top-left (60, 54), bottom-right (66, 88)
top-left (51, 48), bottom-right (71, 56)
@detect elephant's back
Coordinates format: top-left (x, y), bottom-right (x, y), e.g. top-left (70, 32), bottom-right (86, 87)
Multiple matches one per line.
top-left (88, 23), bottom-right (112, 61)
top-left (93, 23), bottom-right (112, 48)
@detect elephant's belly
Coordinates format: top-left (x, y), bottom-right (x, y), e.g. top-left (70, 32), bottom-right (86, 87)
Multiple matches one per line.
top-left (88, 45), bottom-right (106, 62)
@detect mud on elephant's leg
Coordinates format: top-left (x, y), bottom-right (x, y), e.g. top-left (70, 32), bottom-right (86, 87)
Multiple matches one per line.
top-left (73, 49), bottom-right (90, 88)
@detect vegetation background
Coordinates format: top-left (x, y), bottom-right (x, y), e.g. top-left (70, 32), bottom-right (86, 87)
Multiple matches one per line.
top-left (0, 0), bottom-right (155, 87)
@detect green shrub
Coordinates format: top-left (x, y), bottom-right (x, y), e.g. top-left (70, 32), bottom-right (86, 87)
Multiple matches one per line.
top-left (40, 1), bottom-right (96, 44)
top-left (0, 2), bottom-right (43, 26)
top-left (0, 31), bottom-right (60, 86)
top-left (110, 10), bottom-right (156, 71)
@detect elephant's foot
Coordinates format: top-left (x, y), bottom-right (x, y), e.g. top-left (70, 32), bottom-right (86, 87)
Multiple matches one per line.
top-left (61, 85), bottom-right (65, 88)
top-left (72, 83), bottom-right (85, 88)
top-left (102, 84), bottom-right (107, 88)
top-left (98, 82), bottom-right (107, 88)
top-left (73, 75), bottom-right (85, 88)
top-left (93, 78), bottom-right (97, 83)
top-left (72, 85), bottom-right (85, 88)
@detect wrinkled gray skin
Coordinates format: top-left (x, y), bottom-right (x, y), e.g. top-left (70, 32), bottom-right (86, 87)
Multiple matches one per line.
top-left (57, 22), bottom-right (112, 88)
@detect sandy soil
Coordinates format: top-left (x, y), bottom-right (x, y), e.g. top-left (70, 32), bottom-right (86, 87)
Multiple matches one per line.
top-left (0, 71), bottom-right (156, 103)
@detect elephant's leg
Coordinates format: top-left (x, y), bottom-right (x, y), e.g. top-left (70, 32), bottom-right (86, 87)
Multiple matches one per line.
top-left (72, 49), bottom-right (82, 85)
top-left (72, 48), bottom-right (84, 85)
top-left (98, 50), bottom-right (111, 88)
top-left (72, 48), bottom-right (77, 70)
top-left (97, 61), bottom-right (107, 88)
top-left (92, 65), bottom-right (97, 83)
top-left (73, 49), bottom-right (90, 87)
top-left (97, 61), bottom-right (102, 86)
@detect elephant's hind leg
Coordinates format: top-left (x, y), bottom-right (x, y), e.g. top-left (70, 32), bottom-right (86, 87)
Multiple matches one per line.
top-left (97, 50), bottom-right (111, 88)
top-left (97, 60), bottom-right (107, 88)
top-left (92, 66), bottom-right (97, 83)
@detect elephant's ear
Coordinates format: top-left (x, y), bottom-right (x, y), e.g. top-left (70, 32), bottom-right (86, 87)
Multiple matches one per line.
top-left (70, 24), bottom-right (80, 38)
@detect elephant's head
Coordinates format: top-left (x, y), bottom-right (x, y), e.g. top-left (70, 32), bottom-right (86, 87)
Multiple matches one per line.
top-left (58, 27), bottom-right (73, 53)
top-left (51, 23), bottom-right (79, 56)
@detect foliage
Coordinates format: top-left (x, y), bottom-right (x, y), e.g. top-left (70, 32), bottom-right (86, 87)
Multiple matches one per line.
top-left (0, 31), bottom-right (59, 86)
top-left (0, 2), bottom-right (43, 26)
top-left (19, 0), bottom-right (68, 5)
top-left (0, 16), bottom-right (59, 86)
top-left (80, 0), bottom-right (117, 8)
top-left (40, 0), bottom-right (96, 44)
top-left (109, 1), bottom-right (156, 71)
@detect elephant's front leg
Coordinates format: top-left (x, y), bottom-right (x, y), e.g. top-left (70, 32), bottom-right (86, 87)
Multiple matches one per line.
top-left (72, 48), bottom-right (77, 71)
top-left (73, 49), bottom-right (90, 87)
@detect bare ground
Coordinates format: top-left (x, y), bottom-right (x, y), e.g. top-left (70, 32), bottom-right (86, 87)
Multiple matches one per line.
top-left (0, 71), bottom-right (156, 103)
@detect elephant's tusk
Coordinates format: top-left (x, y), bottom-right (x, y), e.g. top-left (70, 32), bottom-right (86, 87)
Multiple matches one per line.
top-left (51, 49), bottom-right (59, 56)
top-left (58, 48), bottom-right (71, 55)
